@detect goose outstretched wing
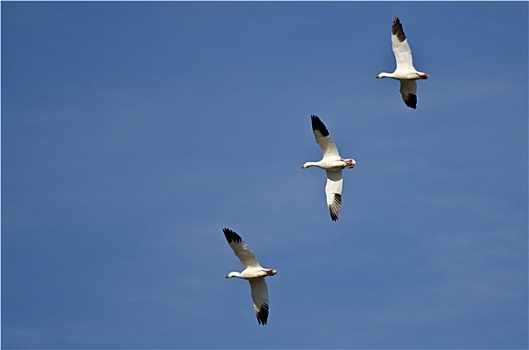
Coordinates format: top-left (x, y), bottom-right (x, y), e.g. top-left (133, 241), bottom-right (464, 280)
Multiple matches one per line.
top-left (223, 228), bottom-right (261, 269)
top-left (325, 170), bottom-right (343, 221)
top-left (311, 115), bottom-right (340, 159)
top-left (391, 17), bottom-right (414, 71)
top-left (249, 278), bottom-right (269, 325)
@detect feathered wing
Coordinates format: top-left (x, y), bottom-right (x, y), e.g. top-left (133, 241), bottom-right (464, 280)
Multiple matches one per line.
top-left (325, 170), bottom-right (343, 221)
top-left (311, 115), bottom-right (340, 159)
top-left (399, 80), bottom-right (418, 109)
top-left (222, 228), bottom-right (261, 269)
top-left (249, 278), bottom-right (269, 325)
top-left (391, 17), bottom-right (414, 71)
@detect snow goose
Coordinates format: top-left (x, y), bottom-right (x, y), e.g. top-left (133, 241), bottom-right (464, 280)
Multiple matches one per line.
top-left (302, 115), bottom-right (356, 221)
top-left (376, 17), bottom-right (429, 109)
top-left (222, 228), bottom-right (277, 325)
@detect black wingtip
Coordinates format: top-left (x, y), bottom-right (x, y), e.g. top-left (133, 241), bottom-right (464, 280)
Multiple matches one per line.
top-left (222, 228), bottom-right (242, 244)
top-left (310, 115), bottom-right (330, 137)
top-left (256, 303), bottom-right (269, 325)
top-left (404, 94), bottom-right (417, 109)
top-left (329, 193), bottom-right (341, 221)
top-left (392, 17), bottom-right (406, 42)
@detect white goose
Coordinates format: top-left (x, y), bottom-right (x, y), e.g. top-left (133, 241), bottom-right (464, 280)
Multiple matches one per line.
top-left (302, 115), bottom-right (356, 221)
top-left (222, 228), bottom-right (277, 325)
top-left (376, 17), bottom-right (429, 109)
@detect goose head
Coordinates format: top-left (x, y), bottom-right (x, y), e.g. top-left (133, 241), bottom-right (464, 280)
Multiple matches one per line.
top-left (376, 72), bottom-right (392, 79)
top-left (226, 271), bottom-right (240, 278)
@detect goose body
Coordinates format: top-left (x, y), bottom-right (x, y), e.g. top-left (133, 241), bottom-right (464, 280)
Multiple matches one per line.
top-left (223, 228), bottom-right (276, 325)
top-left (302, 115), bottom-right (355, 221)
top-left (376, 17), bottom-right (429, 109)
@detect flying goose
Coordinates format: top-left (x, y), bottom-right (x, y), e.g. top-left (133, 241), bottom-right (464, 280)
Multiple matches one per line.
top-left (302, 115), bottom-right (356, 221)
top-left (222, 228), bottom-right (277, 325)
top-left (376, 17), bottom-right (429, 109)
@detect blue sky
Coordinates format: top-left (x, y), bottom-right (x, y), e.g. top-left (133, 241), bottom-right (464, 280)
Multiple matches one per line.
top-left (2, 1), bottom-right (527, 349)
